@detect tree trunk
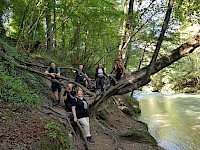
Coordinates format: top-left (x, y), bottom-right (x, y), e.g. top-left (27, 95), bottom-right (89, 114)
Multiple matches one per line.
top-left (45, 0), bottom-right (53, 52)
top-left (90, 30), bottom-right (200, 114)
top-left (53, 0), bottom-right (57, 49)
top-left (146, 0), bottom-right (174, 77)
top-left (62, 22), bottom-right (66, 58)
top-left (118, 0), bottom-right (134, 62)
top-left (0, 0), bottom-right (6, 38)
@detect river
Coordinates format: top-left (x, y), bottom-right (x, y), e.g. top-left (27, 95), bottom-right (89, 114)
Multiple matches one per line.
top-left (134, 91), bottom-right (200, 150)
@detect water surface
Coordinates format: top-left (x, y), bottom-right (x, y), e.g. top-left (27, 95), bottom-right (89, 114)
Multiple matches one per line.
top-left (134, 91), bottom-right (200, 150)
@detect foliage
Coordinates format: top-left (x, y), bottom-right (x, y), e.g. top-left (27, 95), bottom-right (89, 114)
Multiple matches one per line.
top-left (43, 121), bottom-right (73, 150)
top-left (1, 0), bottom-right (199, 92)
top-left (0, 65), bottom-right (43, 107)
top-left (0, 39), bottom-right (47, 107)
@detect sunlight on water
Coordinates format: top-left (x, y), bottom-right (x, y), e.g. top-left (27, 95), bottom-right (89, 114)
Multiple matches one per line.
top-left (134, 91), bottom-right (200, 150)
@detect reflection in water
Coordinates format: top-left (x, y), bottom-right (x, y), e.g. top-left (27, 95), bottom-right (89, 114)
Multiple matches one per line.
top-left (134, 91), bottom-right (200, 150)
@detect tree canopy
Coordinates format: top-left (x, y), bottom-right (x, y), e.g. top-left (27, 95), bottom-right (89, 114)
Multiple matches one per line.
top-left (0, 0), bottom-right (199, 92)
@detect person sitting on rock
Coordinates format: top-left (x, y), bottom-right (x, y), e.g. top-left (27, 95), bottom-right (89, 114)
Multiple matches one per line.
top-left (75, 64), bottom-right (88, 87)
top-left (114, 58), bottom-right (125, 81)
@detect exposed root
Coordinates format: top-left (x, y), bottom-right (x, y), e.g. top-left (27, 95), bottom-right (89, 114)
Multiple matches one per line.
top-left (39, 105), bottom-right (91, 150)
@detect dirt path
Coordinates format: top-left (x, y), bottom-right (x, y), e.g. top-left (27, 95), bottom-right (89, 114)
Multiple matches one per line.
top-left (40, 93), bottom-right (165, 150)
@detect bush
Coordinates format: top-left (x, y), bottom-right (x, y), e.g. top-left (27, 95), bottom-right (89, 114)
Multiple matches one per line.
top-left (0, 39), bottom-right (47, 107)
top-left (43, 121), bottom-right (73, 150)
top-left (0, 65), bottom-right (42, 107)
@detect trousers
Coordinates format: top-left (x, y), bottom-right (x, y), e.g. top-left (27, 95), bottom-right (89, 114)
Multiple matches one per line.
top-left (78, 117), bottom-right (91, 137)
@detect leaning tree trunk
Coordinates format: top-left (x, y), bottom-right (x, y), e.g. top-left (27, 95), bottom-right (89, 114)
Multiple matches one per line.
top-left (90, 30), bottom-right (200, 116)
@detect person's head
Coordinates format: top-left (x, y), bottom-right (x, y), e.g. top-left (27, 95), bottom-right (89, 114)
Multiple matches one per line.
top-left (79, 64), bottom-right (84, 70)
top-left (98, 64), bottom-right (103, 68)
top-left (50, 62), bottom-right (56, 69)
top-left (67, 83), bottom-right (73, 91)
top-left (115, 59), bottom-right (121, 65)
top-left (76, 87), bottom-right (84, 98)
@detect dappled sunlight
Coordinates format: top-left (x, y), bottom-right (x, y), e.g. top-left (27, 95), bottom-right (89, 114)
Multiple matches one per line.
top-left (185, 109), bottom-right (200, 116)
top-left (192, 125), bottom-right (200, 130)
top-left (164, 93), bottom-right (200, 99)
top-left (136, 91), bottom-right (200, 150)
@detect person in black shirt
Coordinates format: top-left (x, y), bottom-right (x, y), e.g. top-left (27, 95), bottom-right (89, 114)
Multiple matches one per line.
top-left (71, 88), bottom-right (94, 143)
top-left (45, 62), bottom-right (61, 106)
top-left (114, 59), bottom-right (125, 81)
top-left (75, 64), bottom-right (88, 87)
top-left (63, 83), bottom-right (76, 112)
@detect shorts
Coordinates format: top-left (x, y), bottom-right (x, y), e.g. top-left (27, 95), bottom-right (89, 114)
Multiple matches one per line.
top-left (65, 103), bottom-right (72, 112)
top-left (51, 81), bottom-right (61, 92)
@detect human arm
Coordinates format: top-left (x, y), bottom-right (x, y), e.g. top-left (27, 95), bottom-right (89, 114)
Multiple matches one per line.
top-left (114, 65), bottom-right (118, 73)
top-left (55, 67), bottom-right (61, 77)
top-left (95, 68), bottom-right (98, 79)
top-left (63, 91), bottom-right (68, 103)
top-left (120, 64), bottom-right (125, 77)
top-left (44, 67), bottom-right (56, 78)
top-left (103, 68), bottom-right (108, 77)
top-left (72, 106), bottom-right (77, 122)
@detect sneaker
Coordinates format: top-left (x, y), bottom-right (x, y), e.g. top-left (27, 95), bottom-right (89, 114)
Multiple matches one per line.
top-left (86, 136), bottom-right (95, 143)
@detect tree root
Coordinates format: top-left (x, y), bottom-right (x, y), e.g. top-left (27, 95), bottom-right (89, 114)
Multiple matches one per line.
top-left (40, 105), bottom-right (91, 150)
top-left (92, 117), bottom-right (121, 150)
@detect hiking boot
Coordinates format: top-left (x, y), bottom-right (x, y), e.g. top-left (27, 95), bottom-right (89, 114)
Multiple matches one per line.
top-left (86, 136), bottom-right (95, 143)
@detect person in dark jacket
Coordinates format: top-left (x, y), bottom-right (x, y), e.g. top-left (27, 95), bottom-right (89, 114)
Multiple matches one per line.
top-left (95, 64), bottom-right (107, 92)
top-left (71, 88), bottom-right (94, 143)
top-left (75, 64), bottom-right (88, 87)
top-left (63, 83), bottom-right (76, 112)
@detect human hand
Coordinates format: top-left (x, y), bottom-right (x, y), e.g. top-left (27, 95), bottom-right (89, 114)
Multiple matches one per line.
top-left (49, 73), bottom-right (55, 78)
top-left (74, 117), bottom-right (78, 122)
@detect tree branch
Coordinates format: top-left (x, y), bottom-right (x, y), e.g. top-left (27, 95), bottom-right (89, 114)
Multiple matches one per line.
top-left (146, 0), bottom-right (174, 77)
top-left (90, 29), bottom-right (200, 111)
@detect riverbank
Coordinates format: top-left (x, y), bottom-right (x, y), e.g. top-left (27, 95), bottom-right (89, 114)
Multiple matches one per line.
top-left (88, 95), bottom-right (165, 150)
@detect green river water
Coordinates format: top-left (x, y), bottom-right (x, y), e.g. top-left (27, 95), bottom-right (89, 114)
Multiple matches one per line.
top-left (134, 91), bottom-right (200, 150)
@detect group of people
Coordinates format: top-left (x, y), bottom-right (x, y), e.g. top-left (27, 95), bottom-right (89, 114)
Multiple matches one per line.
top-left (44, 59), bottom-right (125, 143)
top-left (95, 59), bottom-right (126, 92)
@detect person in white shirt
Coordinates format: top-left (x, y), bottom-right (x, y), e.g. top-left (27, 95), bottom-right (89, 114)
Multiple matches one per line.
top-left (95, 64), bottom-right (107, 92)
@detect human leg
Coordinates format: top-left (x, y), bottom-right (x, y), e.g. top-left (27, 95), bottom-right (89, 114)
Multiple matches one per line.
top-left (54, 91), bottom-right (59, 101)
top-left (52, 82), bottom-right (61, 106)
top-left (78, 117), bottom-right (94, 143)
top-left (96, 77), bottom-right (101, 91)
top-left (109, 74), bottom-right (117, 85)
top-left (100, 77), bottom-right (104, 92)
top-left (115, 73), bottom-right (122, 81)
top-left (78, 117), bottom-right (91, 137)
